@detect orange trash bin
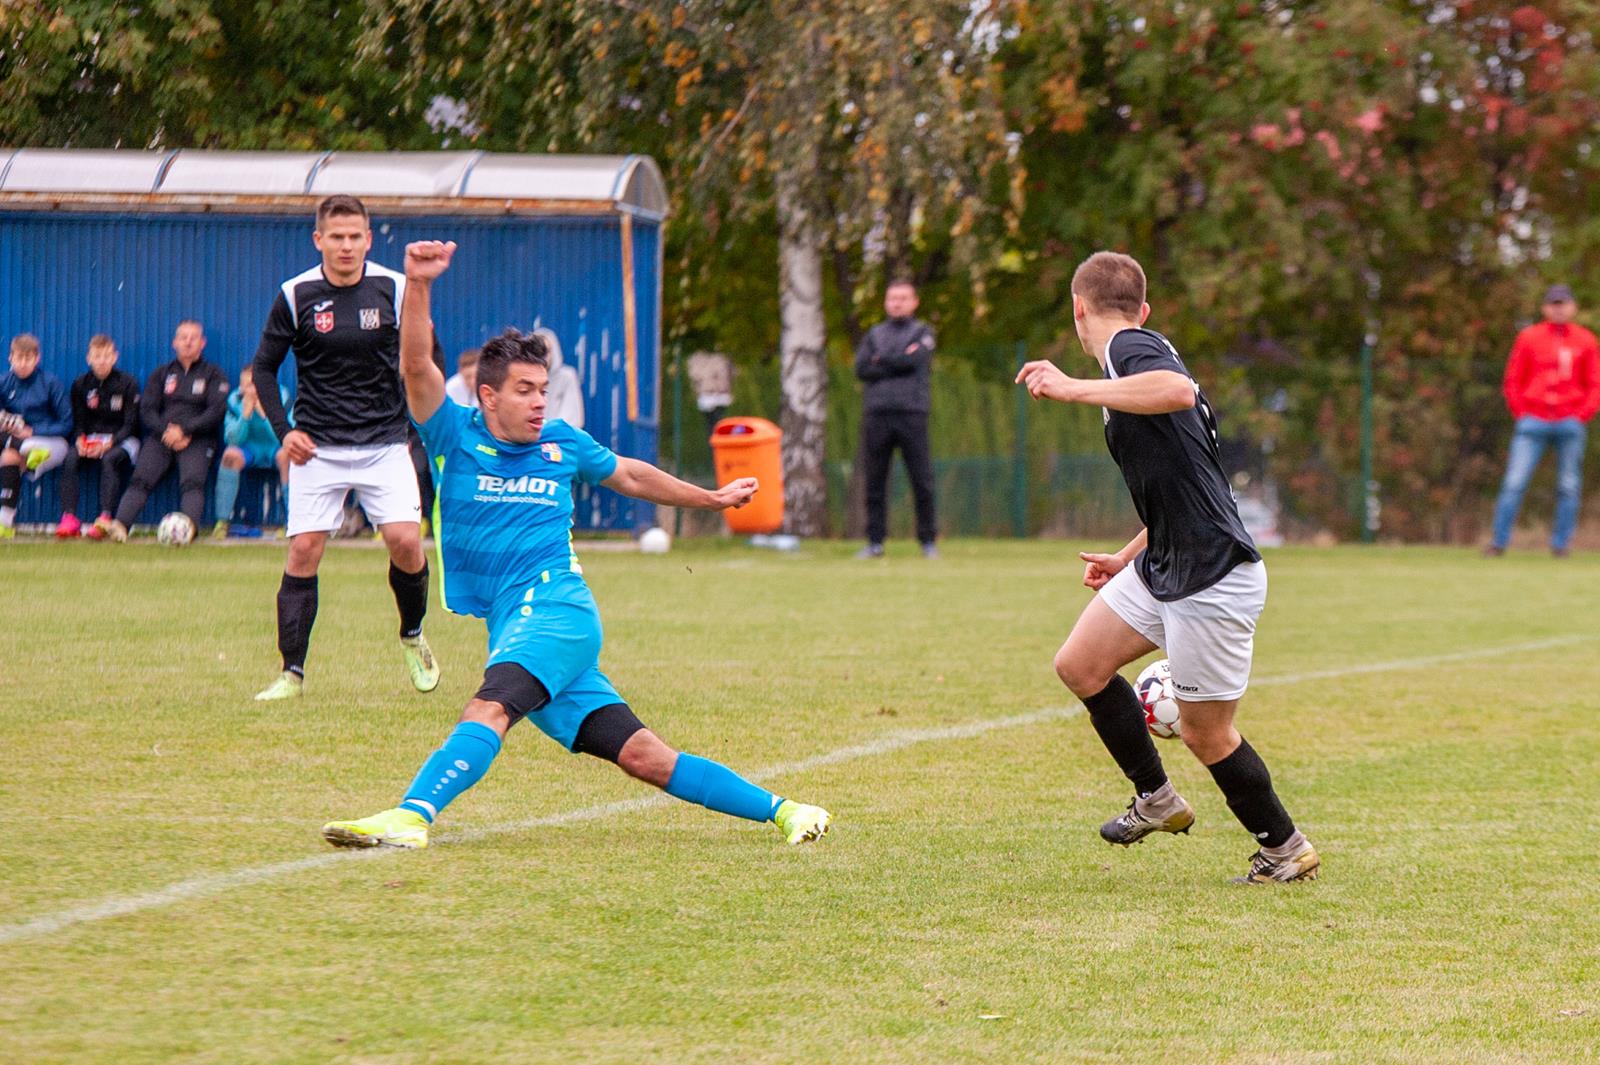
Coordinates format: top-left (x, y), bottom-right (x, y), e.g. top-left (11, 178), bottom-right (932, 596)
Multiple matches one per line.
top-left (709, 417), bottom-right (785, 534)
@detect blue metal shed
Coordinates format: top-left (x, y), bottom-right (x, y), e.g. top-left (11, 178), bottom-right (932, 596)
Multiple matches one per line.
top-left (0, 148), bottom-right (666, 531)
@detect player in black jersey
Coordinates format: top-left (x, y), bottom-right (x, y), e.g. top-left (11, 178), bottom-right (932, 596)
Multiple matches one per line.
top-left (249, 195), bottom-right (439, 702)
top-left (1018, 251), bottom-right (1318, 884)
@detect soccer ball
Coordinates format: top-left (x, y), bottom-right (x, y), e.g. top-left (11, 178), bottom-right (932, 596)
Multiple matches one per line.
top-left (156, 512), bottom-right (195, 547)
top-left (1135, 658), bottom-right (1182, 739)
top-left (638, 526), bottom-right (671, 554)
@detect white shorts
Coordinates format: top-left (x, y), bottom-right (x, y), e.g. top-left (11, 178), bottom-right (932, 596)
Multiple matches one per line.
top-left (286, 443), bottom-right (421, 537)
top-left (1098, 560), bottom-right (1268, 701)
top-left (18, 436), bottom-right (69, 480)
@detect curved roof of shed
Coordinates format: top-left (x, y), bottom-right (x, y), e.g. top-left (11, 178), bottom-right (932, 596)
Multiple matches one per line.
top-left (0, 149), bottom-right (668, 218)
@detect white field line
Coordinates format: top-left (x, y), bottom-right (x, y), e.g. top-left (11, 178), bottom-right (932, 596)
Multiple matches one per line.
top-left (1, 634), bottom-right (1589, 947)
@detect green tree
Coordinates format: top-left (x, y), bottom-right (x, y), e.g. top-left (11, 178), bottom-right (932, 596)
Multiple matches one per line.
top-left (993, 0), bottom-right (1600, 539)
top-left (369, 0), bottom-right (1016, 535)
top-left (0, 1), bottom-right (434, 148)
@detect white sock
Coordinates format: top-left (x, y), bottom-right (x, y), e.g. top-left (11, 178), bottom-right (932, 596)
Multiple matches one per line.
top-left (0, 505), bottom-right (16, 528)
top-left (1137, 780), bottom-right (1180, 813)
top-left (1262, 830), bottom-right (1308, 859)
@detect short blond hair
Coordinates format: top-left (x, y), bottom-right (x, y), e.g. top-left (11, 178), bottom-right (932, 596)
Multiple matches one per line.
top-left (88, 333), bottom-right (117, 353)
top-left (10, 333), bottom-right (40, 357)
top-left (1072, 252), bottom-right (1147, 318)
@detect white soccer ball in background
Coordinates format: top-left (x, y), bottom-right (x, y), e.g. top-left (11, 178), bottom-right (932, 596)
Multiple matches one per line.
top-left (1135, 658), bottom-right (1182, 739)
top-left (156, 511), bottom-right (196, 547)
top-left (638, 526), bottom-right (671, 554)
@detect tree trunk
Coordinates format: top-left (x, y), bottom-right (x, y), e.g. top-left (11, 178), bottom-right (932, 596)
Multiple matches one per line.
top-left (776, 175), bottom-right (830, 537)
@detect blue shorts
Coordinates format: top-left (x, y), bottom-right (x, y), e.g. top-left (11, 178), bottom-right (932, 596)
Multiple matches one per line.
top-left (235, 442), bottom-right (279, 469)
top-left (485, 578), bottom-right (623, 751)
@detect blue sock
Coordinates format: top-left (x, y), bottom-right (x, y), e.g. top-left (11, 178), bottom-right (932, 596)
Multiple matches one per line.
top-left (665, 753), bottom-right (784, 823)
top-left (399, 722), bottom-right (502, 823)
top-left (213, 465), bottom-right (240, 524)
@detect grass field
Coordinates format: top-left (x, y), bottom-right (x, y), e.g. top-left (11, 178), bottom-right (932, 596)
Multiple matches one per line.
top-left (2, 539), bottom-right (1597, 1064)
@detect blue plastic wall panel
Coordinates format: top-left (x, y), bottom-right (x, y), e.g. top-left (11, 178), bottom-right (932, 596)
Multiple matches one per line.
top-left (0, 211), bottom-right (659, 530)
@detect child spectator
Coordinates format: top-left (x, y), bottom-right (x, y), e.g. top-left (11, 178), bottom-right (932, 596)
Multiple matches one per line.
top-left (212, 365), bottom-right (291, 538)
top-left (59, 335), bottom-right (142, 539)
top-left (0, 333), bottom-right (73, 538)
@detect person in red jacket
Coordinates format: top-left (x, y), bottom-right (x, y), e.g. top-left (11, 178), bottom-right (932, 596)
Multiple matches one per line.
top-left (1486, 284), bottom-right (1600, 557)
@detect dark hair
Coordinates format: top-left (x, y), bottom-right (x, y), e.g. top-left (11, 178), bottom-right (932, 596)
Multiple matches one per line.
top-left (476, 330), bottom-right (549, 392)
top-left (887, 277), bottom-right (917, 293)
top-left (316, 194), bottom-right (369, 230)
top-left (1071, 251), bottom-right (1146, 318)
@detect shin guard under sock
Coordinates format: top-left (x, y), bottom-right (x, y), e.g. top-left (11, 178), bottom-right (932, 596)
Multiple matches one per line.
top-left (389, 561), bottom-right (429, 639)
top-left (1082, 675), bottom-right (1168, 796)
top-left (1205, 737), bottom-right (1295, 848)
top-left (276, 573), bottom-right (319, 676)
top-left (0, 463), bottom-right (20, 518)
top-left (399, 722), bottom-right (502, 822)
top-left (665, 753), bottom-right (783, 823)
top-left (213, 465), bottom-right (241, 525)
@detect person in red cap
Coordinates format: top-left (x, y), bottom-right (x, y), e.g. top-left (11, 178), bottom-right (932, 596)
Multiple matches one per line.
top-left (1486, 284), bottom-right (1600, 557)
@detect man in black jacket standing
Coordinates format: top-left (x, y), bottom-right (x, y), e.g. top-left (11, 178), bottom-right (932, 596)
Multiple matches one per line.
top-left (854, 279), bottom-right (938, 558)
top-left (109, 320), bottom-right (229, 538)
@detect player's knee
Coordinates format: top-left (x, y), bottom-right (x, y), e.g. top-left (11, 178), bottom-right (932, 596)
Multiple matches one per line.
top-left (0, 449), bottom-right (20, 467)
top-left (473, 662), bottom-right (549, 730)
top-left (459, 697), bottom-right (513, 736)
top-left (222, 448), bottom-right (245, 470)
top-left (1053, 646), bottom-right (1108, 697)
top-left (614, 728), bottom-right (674, 788)
top-left (1179, 718), bottom-right (1234, 761)
top-left (286, 534), bottom-right (325, 569)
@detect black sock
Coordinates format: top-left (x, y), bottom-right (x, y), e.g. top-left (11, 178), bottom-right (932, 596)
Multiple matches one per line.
top-left (389, 561), bottom-right (429, 639)
top-left (276, 573), bottom-right (319, 676)
top-left (0, 463), bottom-right (19, 510)
top-left (1205, 737), bottom-right (1295, 849)
top-left (1082, 675), bottom-right (1168, 796)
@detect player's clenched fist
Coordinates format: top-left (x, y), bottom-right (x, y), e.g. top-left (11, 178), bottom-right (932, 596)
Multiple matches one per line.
top-left (1015, 359), bottom-right (1081, 403)
top-left (712, 477), bottom-right (759, 509)
top-left (404, 240), bottom-right (458, 282)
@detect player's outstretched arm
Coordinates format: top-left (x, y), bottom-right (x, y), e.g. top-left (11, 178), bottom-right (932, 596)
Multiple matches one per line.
top-left (602, 457), bottom-right (758, 510)
top-left (399, 240), bottom-right (454, 425)
top-left (1016, 360), bottom-right (1196, 414)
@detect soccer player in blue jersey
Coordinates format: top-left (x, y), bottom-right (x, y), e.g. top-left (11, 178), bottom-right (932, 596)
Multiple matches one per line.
top-left (321, 240), bottom-right (832, 849)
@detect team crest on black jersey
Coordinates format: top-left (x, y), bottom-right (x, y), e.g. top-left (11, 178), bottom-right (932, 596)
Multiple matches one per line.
top-left (314, 310), bottom-right (335, 333)
top-left (541, 442), bottom-right (562, 463)
top-left (360, 308), bottom-right (380, 330)
top-left (164, 374), bottom-right (178, 395)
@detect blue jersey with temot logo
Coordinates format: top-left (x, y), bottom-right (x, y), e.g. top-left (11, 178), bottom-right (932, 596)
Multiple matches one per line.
top-left (416, 399), bottom-right (619, 620)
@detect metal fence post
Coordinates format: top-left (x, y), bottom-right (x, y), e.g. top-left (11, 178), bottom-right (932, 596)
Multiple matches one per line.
top-left (671, 343), bottom-right (685, 538)
top-left (1359, 328), bottom-right (1382, 543)
top-left (1012, 341), bottom-right (1028, 538)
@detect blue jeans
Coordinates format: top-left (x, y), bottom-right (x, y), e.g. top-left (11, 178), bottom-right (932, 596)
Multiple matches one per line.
top-left (1490, 416), bottom-right (1587, 550)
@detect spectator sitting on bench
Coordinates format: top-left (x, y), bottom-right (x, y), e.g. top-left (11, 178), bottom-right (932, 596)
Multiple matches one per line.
top-left (213, 365), bottom-right (290, 538)
top-left (108, 320), bottom-right (229, 540)
top-left (60, 334), bottom-right (142, 539)
top-left (1, 333), bottom-right (73, 539)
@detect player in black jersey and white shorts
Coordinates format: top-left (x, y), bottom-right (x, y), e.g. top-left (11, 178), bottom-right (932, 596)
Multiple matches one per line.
top-left (1017, 251), bottom-right (1318, 884)
top-left (250, 195), bottom-right (440, 702)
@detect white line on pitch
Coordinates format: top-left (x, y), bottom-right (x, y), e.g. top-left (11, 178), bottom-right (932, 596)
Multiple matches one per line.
top-left (0, 633), bottom-right (1589, 947)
